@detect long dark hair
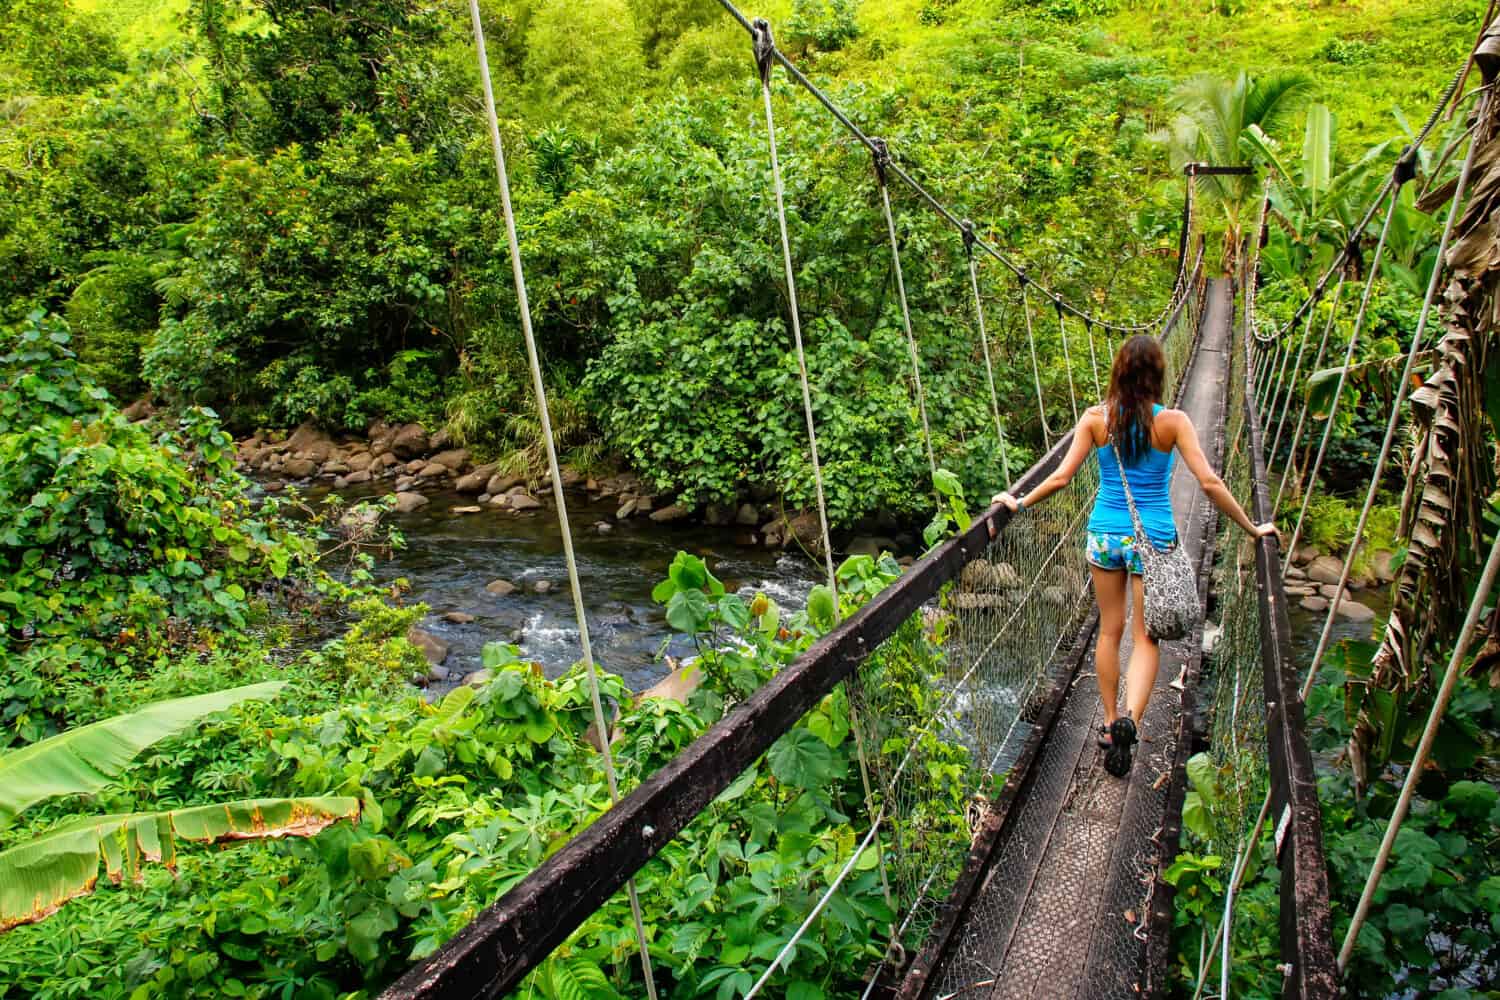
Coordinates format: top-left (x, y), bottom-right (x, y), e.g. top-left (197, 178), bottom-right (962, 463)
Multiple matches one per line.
top-left (1106, 335), bottom-right (1166, 464)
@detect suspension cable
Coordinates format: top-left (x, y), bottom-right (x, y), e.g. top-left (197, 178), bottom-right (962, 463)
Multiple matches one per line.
top-left (964, 220), bottom-right (1012, 485)
top-left (1020, 281), bottom-right (1052, 447)
top-left (873, 138), bottom-right (938, 486)
top-left (1055, 301), bottom-right (1080, 422)
top-left (711, 0), bottom-right (1191, 336)
top-left (464, 2), bottom-right (659, 994)
top-left (1338, 529), bottom-right (1500, 969)
top-left (1274, 273), bottom-right (1347, 511)
top-left (1298, 90), bottom-right (1487, 699)
top-left (1281, 185), bottom-right (1403, 572)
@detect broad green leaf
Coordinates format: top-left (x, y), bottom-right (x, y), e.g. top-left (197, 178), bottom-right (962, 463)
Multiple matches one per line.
top-left (0, 682), bottom-right (286, 828)
top-left (767, 727), bottom-right (835, 789)
top-left (806, 585), bottom-right (836, 631)
top-left (0, 796), bottom-right (358, 932)
top-left (666, 589), bottom-right (712, 633)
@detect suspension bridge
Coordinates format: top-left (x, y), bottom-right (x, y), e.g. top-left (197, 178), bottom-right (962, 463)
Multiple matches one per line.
top-left (375, 4), bottom-right (1498, 998)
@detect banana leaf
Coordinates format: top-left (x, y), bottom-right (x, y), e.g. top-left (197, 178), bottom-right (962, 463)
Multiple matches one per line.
top-left (0, 682), bottom-right (286, 828)
top-left (0, 796), bottom-right (359, 932)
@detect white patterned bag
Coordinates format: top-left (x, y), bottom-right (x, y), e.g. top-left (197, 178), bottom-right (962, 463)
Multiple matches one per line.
top-left (1111, 441), bottom-right (1201, 642)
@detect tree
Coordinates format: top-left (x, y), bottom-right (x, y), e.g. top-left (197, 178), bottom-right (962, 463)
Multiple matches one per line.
top-left (1154, 69), bottom-right (1313, 256)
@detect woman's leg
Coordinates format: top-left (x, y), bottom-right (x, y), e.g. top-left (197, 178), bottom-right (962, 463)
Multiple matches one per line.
top-left (1090, 565), bottom-right (1127, 726)
top-left (1124, 573), bottom-right (1161, 723)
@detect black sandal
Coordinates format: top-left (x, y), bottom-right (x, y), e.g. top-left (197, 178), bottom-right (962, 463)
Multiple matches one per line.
top-left (1096, 725), bottom-right (1112, 749)
top-left (1104, 717), bottom-right (1138, 777)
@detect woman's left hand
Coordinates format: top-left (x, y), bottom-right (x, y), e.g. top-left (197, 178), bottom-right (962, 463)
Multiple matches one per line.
top-left (991, 491), bottom-right (1021, 512)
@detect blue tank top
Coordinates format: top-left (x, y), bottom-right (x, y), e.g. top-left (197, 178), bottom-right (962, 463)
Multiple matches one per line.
top-left (1088, 403), bottom-right (1178, 545)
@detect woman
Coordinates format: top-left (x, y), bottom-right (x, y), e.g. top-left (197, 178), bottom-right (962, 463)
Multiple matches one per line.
top-left (992, 335), bottom-right (1275, 778)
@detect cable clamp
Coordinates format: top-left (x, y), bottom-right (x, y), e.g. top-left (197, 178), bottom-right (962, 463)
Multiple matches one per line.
top-left (751, 18), bottom-right (775, 85)
top-left (1053, 297), bottom-right (1065, 318)
top-left (961, 218), bottom-right (977, 257)
top-left (1393, 146), bottom-right (1418, 187)
top-left (870, 136), bottom-right (892, 185)
top-left (1017, 269), bottom-right (1030, 288)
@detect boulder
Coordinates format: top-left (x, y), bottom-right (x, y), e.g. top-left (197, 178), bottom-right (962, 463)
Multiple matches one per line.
top-left (486, 579), bottom-right (518, 596)
top-left (456, 463), bottom-right (498, 493)
top-left (407, 627), bottom-right (450, 666)
top-left (390, 423), bottom-right (429, 459)
top-left (1306, 556), bottom-right (1344, 585)
top-left (1336, 600), bottom-right (1376, 622)
top-left (736, 503), bottom-right (760, 527)
top-left (404, 459), bottom-right (427, 474)
top-left (487, 473), bottom-right (524, 495)
top-left (848, 536), bottom-right (897, 558)
top-left (430, 448), bottom-right (470, 471)
top-left (282, 458), bottom-right (318, 479)
top-left (634, 495), bottom-right (655, 513)
top-left (650, 503), bottom-right (693, 524)
top-left (464, 669), bottom-right (493, 687)
top-left (1318, 583), bottom-right (1345, 600)
top-left (960, 559), bottom-right (999, 591)
top-left (428, 429), bottom-right (453, 451)
top-left (373, 452), bottom-right (400, 471)
top-left (1041, 585), bottom-right (1068, 607)
top-left (734, 531), bottom-right (759, 547)
top-left (346, 450), bottom-right (373, 472)
top-left (704, 504), bottom-right (735, 527)
top-left (442, 612), bottom-right (477, 624)
top-left (418, 461), bottom-right (449, 478)
top-left (451, 505), bottom-right (482, 515)
top-left (393, 491), bottom-right (430, 514)
top-left (285, 422), bottom-right (328, 454)
top-left (1371, 550), bottom-right (1398, 583)
top-left (510, 494), bottom-right (543, 511)
top-left (1300, 595), bottom-right (1329, 612)
top-left (1285, 565), bottom-right (1307, 581)
top-left (560, 467), bottom-right (584, 488)
top-left (761, 519), bottom-right (786, 548)
top-left (121, 398), bottom-right (155, 421)
top-left (993, 563), bottom-right (1023, 588)
top-left (395, 475), bottom-right (417, 492)
top-left (321, 460), bottom-right (350, 476)
top-left (1295, 545), bottom-right (1322, 564)
top-left (616, 499), bottom-right (639, 520)
top-left (429, 664), bottom-right (451, 683)
top-left (344, 469), bottom-right (372, 485)
top-left (784, 511), bottom-right (822, 550)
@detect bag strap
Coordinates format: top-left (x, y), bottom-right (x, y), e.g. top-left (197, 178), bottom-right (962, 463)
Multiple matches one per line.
top-left (1110, 437), bottom-right (1164, 555)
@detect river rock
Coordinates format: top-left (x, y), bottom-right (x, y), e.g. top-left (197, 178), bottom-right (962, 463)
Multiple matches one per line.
top-left (372, 452), bottom-right (399, 471)
top-left (394, 491), bottom-right (429, 514)
top-left (736, 503), bottom-right (760, 527)
top-left (442, 612), bottom-right (476, 624)
top-left (487, 473), bottom-right (523, 495)
top-left (451, 505), bottom-right (482, 515)
top-left (1285, 565), bottom-right (1307, 581)
top-left (263, 480), bottom-right (285, 492)
top-left (1306, 556), bottom-right (1344, 585)
top-left (121, 398), bottom-right (155, 421)
top-left (532, 580), bottom-right (553, 594)
top-left (596, 521), bottom-right (613, 535)
top-left (1285, 583), bottom-right (1315, 597)
top-left (1295, 545), bottom-right (1322, 564)
top-left (510, 494), bottom-right (543, 511)
top-left (284, 422), bottom-right (327, 453)
top-left (1371, 550), bottom-right (1398, 583)
top-left (994, 562), bottom-right (1023, 588)
top-left (734, 531), bottom-right (759, 547)
top-left (1041, 585), bottom-right (1068, 607)
top-left (705, 504), bottom-right (735, 527)
top-left (561, 467), bottom-right (584, 488)
top-left (634, 495), bottom-right (654, 513)
top-left (961, 559), bottom-right (999, 591)
top-left (345, 469), bottom-right (372, 485)
top-left (464, 669), bottom-right (493, 687)
top-left (1337, 599), bottom-right (1376, 622)
top-left (761, 519), bottom-right (786, 548)
top-left (283, 457), bottom-right (318, 479)
top-left (456, 463), bottom-right (497, 493)
top-left (616, 498), bottom-right (638, 520)
top-left (1300, 595), bottom-right (1329, 612)
top-left (1318, 583), bottom-right (1344, 600)
top-left (429, 664), bottom-right (451, 683)
top-left (346, 450), bottom-right (373, 472)
top-left (390, 423), bottom-right (429, 459)
top-left (784, 511), bottom-right (823, 550)
top-left (650, 503), bottom-right (692, 524)
top-left (430, 448), bottom-right (470, 472)
top-left (321, 459), bottom-right (351, 477)
top-left (486, 579), bottom-right (518, 596)
top-left (418, 461), bottom-right (448, 478)
top-left (848, 536), bottom-right (898, 558)
top-left (407, 627), bottom-right (450, 665)
top-left (395, 475), bottom-right (417, 492)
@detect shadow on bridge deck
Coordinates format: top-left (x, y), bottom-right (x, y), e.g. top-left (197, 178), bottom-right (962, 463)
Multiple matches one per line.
top-left (920, 280), bottom-right (1233, 1000)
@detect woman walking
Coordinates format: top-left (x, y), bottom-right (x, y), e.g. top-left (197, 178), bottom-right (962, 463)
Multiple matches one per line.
top-left (992, 335), bottom-right (1274, 777)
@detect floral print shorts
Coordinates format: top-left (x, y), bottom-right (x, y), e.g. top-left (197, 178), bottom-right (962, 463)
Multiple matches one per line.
top-left (1086, 531), bottom-right (1144, 575)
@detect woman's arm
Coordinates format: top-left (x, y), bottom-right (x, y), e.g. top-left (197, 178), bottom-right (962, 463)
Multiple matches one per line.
top-left (991, 411), bottom-right (1099, 513)
top-left (1170, 411), bottom-right (1277, 538)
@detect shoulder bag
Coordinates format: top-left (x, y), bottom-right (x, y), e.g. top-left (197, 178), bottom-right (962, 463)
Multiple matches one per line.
top-left (1111, 440), bottom-right (1201, 642)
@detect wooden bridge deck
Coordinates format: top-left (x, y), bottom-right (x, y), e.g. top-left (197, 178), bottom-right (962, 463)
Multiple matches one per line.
top-left (914, 280), bottom-right (1233, 999)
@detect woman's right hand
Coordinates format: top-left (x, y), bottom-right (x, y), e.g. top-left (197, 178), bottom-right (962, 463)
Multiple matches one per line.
top-left (991, 492), bottom-right (1020, 512)
top-left (1251, 521), bottom-right (1279, 540)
